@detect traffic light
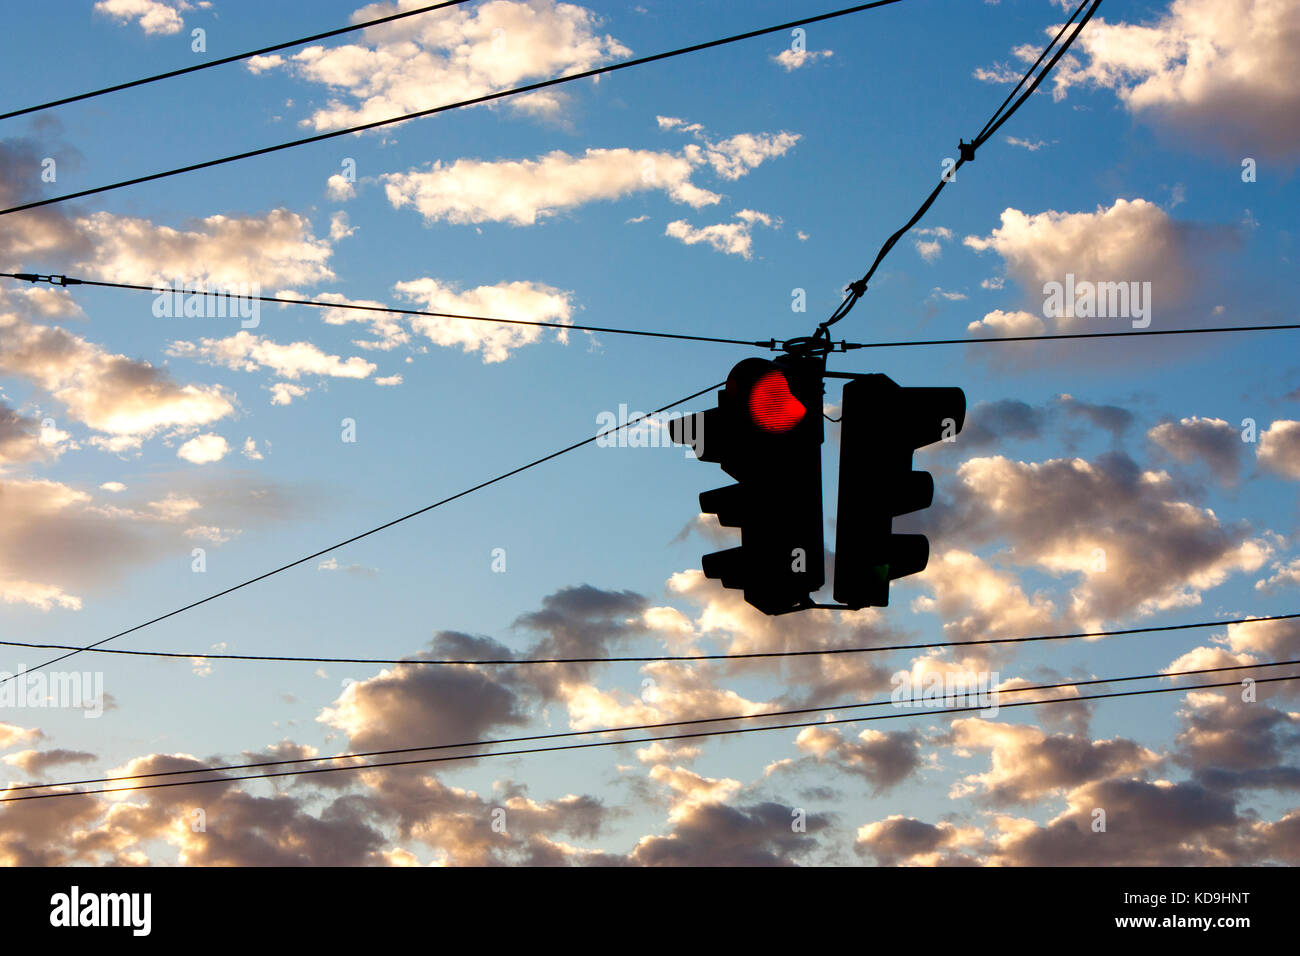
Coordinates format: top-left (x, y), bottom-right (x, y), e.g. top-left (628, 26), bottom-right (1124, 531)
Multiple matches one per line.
top-left (833, 374), bottom-right (965, 608)
top-left (670, 356), bottom-right (825, 615)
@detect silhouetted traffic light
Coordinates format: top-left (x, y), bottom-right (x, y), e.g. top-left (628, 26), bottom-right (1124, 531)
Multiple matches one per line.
top-left (833, 374), bottom-right (965, 608)
top-left (670, 356), bottom-right (824, 614)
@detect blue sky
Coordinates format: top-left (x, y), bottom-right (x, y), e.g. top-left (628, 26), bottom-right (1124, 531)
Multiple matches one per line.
top-left (0, 0), bottom-right (1298, 865)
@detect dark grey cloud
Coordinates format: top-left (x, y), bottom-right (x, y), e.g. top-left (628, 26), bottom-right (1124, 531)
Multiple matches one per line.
top-left (2, 748), bottom-right (96, 777)
top-left (629, 800), bottom-right (830, 866)
top-left (946, 719), bottom-right (1159, 806)
top-left (952, 399), bottom-right (1048, 450)
top-left (786, 726), bottom-right (923, 795)
top-left (1057, 394), bottom-right (1135, 442)
top-left (0, 403), bottom-right (46, 465)
top-left (0, 136), bottom-right (93, 269)
top-left (320, 630), bottom-right (530, 754)
top-left (512, 585), bottom-right (649, 699)
top-left (854, 815), bottom-right (982, 866)
top-left (995, 777), bottom-right (1244, 866)
top-left (923, 449), bottom-right (1270, 624)
top-left (1148, 416), bottom-right (1244, 484)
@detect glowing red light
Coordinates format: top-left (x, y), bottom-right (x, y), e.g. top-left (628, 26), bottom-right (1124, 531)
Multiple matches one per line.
top-left (748, 369), bottom-right (806, 433)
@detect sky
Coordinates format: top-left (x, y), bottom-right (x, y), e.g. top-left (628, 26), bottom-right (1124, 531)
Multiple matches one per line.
top-left (0, 0), bottom-right (1297, 866)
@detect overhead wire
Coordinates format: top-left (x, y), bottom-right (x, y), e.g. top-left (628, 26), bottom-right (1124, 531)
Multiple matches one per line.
top-left (2, 3), bottom-right (1284, 819)
top-left (8, 657), bottom-right (1293, 794)
top-left (0, 0), bottom-right (475, 121)
top-left (836, 321), bottom-right (1300, 349)
top-left (6, 664), bottom-right (1295, 802)
top-left (972, 0), bottom-right (1088, 143)
top-left (819, 0), bottom-right (1102, 334)
top-left (0, 0), bottom-right (906, 218)
top-left (0, 611), bottom-right (1293, 668)
top-left (0, 272), bottom-right (770, 348)
top-left (7, 272), bottom-right (1295, 354)
top-left (0, 381), bottom-right (725, 686)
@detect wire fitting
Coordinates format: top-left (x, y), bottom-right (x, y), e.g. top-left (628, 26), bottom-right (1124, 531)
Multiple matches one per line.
top-left (958, 139), bottom-right (977, 162)
top-left (769, 336), bottom-right (853, 355)
top-left (7, 272), bottom-right (82, 286)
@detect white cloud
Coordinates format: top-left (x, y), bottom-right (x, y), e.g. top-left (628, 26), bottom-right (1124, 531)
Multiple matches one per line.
top-left (913, 226), bottom-right (952, 262)
top-left (656, 116), bottom-right (704, 134)
top-left (665, 210), bottom-right (778, 259)
top-left (176, 433), bottom-right (229, 465)
top-left (393, 278), bottom-right (573, 363)
top-left (251, 0), bottom-right (632, 130)
top-left (318, 557), bottom-right (378, 577)
top-left (773, 48), bottom-right (833, 71)
top-left (169, 331), bottom-right (376, 381)
top-left (701, 132), bottom-right (800, 181)
top-left (329, 211), bottom-right (355, 241)
top-left (380, 122), bottom-right (796, 226)
top-left (0, 303), bottom-right (234, 445)
top-left (148, 493), bottom-right (201, 521)
top-left (963, 198), bottom-right (1198, 329)
top-left (1026, 0), bottom-right (1300, 159)
top-left (912, 550), bottom-right (1056, 643)
top-left (1258, 420), bottom-right (1300, 480)
top-left (973, 63), bottom-right (1023, 85)
top-left (287, 291), bottom-right (409, 353)
top-left (1005, 136), bottom-right (1049, 151)
top-left (943, 453), bottom-right (1275, 627)
top-left (382, 148), bottom-right (719, 226)
top-left (1256, 557), bottom-right (1300, 594)
top-left (184, 525), bottom-right (240, 544)
top-left (77, 209), bottom-right (334, 288)
top-left (0, 161), bottom-right (351, 459)
top-left (269, 383), bottom-right (310, 406)
top-left (326, 174), bottom-right (356, 201)
top-left (0, 578), bottom-right (82, 611)
top-left (94, 0), bottom-right (191, 35)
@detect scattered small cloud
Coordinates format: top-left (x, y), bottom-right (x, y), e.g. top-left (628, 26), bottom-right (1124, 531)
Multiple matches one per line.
top-left (177, 433), bottom-right (229, 465)
top-left (318, 557), bottom-right (378, 577)
top-left (773, 48), bottom-right (833, 72)
top-left (665, 210), bottom-right (779, 259)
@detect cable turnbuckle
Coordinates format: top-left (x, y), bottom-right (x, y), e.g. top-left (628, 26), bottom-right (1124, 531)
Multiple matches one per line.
top-left (8, 272), bottom-right (81, 286)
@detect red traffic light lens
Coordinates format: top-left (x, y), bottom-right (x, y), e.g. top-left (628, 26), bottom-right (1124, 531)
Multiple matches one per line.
top-left (748, 369), bottom-right (806, 433)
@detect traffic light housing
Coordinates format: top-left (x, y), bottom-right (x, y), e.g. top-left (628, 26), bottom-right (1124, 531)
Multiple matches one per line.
top-left (833, 374), bottom-right (965, 608)
top-left (670, 356), bottom-right (825, 615)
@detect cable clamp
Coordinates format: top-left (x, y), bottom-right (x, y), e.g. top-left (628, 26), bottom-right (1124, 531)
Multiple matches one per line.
top-left (958, 139), bottom-right (977, 162)
top-left (846, 278), bottom-right (867, 298)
